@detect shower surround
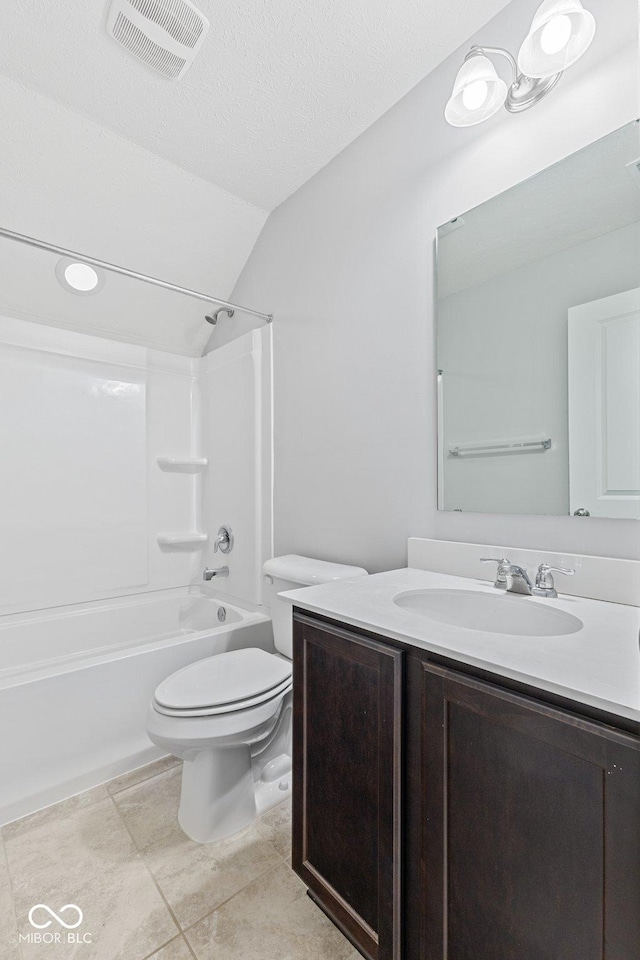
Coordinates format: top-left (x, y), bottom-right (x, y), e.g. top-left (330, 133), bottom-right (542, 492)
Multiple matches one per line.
top-left (0, 316), bottom-right (273, 823)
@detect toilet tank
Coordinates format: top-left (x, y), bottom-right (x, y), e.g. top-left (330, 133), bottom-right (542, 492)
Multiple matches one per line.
top-left (262, 555), bottom-right (368, 659)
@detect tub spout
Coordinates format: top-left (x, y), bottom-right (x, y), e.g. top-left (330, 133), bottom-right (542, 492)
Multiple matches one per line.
top-left (203, 567), bottom-right (229, 581)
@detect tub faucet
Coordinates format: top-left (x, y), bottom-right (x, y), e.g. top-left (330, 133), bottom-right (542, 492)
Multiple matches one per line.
top-left (203, 566), bottom-right (229, 581)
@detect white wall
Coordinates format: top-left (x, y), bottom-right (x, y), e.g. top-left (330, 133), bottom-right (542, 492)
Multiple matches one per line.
top-left (439, 223), bottom-right (640, 515)
top-left (0, 75), bottom-right (268, 356)
top-left (210, 0), bottom-right (640, 570)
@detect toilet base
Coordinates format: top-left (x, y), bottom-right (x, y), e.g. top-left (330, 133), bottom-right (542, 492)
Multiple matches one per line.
top-left (178, 748), bottom-right (292, 843)
top-left (179, 745), bottom-right (257, 843)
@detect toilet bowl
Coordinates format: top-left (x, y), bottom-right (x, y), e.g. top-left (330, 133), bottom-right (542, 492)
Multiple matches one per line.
top-left (146, 555), bottom-right (368, 843)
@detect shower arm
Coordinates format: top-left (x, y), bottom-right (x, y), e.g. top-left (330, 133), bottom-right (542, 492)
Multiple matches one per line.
top-left (0, 225), bottom-right (273, 324)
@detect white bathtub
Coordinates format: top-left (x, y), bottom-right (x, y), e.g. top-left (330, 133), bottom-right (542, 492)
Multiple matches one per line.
top-left (0, 589), bottom-right (273, 825)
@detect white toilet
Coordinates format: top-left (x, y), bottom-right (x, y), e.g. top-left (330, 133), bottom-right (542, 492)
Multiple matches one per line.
top-left (146, 554), bottom-right (367, 843)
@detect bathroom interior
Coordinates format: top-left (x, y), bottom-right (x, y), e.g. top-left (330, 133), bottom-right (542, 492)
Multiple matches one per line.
top-left (0, 0), bottom-right (639, 957)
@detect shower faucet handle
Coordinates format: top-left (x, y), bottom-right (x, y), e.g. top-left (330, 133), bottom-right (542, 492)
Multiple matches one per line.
top-left (214, 525), bottom-right (234, 554)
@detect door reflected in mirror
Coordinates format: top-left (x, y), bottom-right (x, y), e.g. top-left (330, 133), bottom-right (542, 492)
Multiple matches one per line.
top-left (436, 121), bottom-right (640, 518)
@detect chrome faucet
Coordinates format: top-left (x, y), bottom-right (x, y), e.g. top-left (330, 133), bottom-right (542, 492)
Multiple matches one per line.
top-left (481, 558), bottom-right (575, 597)
top-left (203, 566), bottom-right (229, 581)
top-left (481, 558), bottom-right (533, 595)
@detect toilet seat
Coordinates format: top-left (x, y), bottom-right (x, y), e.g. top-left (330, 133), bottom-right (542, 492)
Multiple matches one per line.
top-left (153, 676), bottom-right (292, 717)
top-left (153, 648), bottom-right (292, 718)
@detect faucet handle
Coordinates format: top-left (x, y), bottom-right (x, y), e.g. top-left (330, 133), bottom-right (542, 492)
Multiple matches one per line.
top-left (544, 563), bottom-right (574, 575)
top-left (214, 525), bottom-right (234, 554)
top-left (480, 557), bottom-right (511, 588)
top-left (533, 562), bottom-right (575, 597)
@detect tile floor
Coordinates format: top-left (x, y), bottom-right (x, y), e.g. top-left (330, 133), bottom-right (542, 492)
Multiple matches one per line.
top-left (0, 758), bottom-right (361, 960)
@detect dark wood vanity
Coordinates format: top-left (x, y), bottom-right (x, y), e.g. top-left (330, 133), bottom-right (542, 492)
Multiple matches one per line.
top-left (292, 609), bottom-right (640, 960)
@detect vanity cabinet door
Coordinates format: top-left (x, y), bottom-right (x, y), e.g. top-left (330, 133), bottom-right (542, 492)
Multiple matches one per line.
top-left (292, 613), bottom-right (403, 960)
top-left (416, 660), bottom-right (640, 960)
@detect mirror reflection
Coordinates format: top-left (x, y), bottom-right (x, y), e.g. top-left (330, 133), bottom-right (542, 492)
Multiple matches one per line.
top-left (436, 121), bottom-right (640, 518)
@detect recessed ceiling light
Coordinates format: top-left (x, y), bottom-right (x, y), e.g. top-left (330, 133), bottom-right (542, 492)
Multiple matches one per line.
top-left (55, 258), bottom-right (105, 295)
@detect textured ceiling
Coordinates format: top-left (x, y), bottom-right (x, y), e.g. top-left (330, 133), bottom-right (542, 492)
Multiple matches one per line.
top-left (438, 122), bottom-right (640, 299)
top-left (0, 74), bottom-right (268, 357)
top-left (0, 0), bottom-right (514, 211)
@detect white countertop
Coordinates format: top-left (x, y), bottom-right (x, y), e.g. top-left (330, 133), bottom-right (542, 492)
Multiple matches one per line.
top-left (281, 568), bottom-right (640, 726)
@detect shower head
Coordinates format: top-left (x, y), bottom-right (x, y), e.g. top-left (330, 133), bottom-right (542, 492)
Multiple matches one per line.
top-left (205, 308), bottom-right (235, 325)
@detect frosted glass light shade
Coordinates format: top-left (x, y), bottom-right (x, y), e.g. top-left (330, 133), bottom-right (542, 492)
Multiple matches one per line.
top-left (518, 0), bottom-right (596, 79)
top-left (445, 54), bottom-right (508, 127)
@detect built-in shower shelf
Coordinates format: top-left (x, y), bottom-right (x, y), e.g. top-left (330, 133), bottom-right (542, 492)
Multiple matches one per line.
top-left (157, 532), bottom-right (208, 547)
top-left (156, 456), bottom-right (208, 469)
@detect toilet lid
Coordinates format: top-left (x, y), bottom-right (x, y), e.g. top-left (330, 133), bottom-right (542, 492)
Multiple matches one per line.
top-left (154, 648), bottom-right (292, 711)
top-left (153, 675), bottom-right (292, 717)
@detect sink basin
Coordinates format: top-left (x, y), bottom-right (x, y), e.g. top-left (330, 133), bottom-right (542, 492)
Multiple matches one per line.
top-left (393, 588), bottom-right (583, 637)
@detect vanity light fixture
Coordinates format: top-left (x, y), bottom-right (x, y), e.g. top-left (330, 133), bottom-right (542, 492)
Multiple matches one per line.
top-left (55, 257), bottom-right (106, 295)
top-left (445, 0), bottom-right (596, 127)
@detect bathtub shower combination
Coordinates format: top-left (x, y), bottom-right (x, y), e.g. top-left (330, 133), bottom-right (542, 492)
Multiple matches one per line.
top-left (0, 315), bottom-right (276, 831)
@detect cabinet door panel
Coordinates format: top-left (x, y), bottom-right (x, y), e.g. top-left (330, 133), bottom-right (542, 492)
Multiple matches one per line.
top-left (419, 662), bottom-right (640, 960)
top-left (293, 614), bottom-right (402, 960)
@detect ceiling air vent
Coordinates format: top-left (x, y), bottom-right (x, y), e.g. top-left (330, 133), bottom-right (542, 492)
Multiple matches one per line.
top-left (106, 0), bottom-right (209, 80)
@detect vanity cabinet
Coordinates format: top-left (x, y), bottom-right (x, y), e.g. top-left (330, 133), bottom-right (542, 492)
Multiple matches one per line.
top-left (292, 610), bottom-right (640, 960)
top-left (292, 613), bottom-right (403, 960)
top-left (413, 660), bottom-right (640, 960)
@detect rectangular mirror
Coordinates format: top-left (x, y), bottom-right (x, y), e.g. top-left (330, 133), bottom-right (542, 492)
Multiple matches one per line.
top-left (436, 121), bottom-right (640, 518)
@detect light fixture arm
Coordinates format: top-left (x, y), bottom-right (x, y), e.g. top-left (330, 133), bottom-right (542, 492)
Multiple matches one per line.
top-left (463, 42), bottom-right (563, 114)
top-left (465, 45), bottom-right (518, 85)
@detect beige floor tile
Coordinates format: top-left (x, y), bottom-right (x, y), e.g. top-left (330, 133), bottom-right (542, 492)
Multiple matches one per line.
top-left (144, 822), bottom-right (281, 929)
top-left (147, 935), bottom-right (195, 960)
top-left (3, 783), bottom-right (110, 842)
top-left (0, 846), bottom-right (21, 960)
top-left (255, 797), bottom-right (292, 860)
top-left (107, 757), bottom-right (181, 796)
top-left (185, 863), bottom-right (355, 960)
top-left (16, 857), bottom-right (178, 960)
top-left (5, 797), bottom-right (136, 914)
top-left (112, 768), bottom-right (183, 851)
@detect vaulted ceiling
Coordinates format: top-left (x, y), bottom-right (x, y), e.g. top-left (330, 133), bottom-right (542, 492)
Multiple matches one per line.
top-left (0, 0), bottom-right (522, 354)
top-left (0, 0), bottom-right (514, 211)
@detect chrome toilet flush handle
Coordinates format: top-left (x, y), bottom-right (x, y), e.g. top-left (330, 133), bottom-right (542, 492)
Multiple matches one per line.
top-left (532, 563), bottom-right (575, 599)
